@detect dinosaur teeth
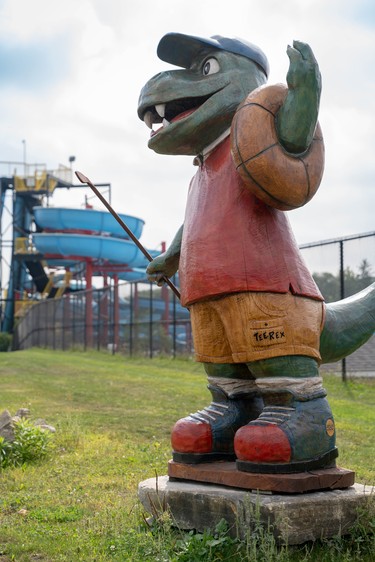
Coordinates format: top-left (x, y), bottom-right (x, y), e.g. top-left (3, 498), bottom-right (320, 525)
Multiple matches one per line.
top-left (162, 118), bottom-right (170, 128)
top-left (144, 111), bottom-right (153, 129)
top-left (155, 104), bottom-right (165, 118)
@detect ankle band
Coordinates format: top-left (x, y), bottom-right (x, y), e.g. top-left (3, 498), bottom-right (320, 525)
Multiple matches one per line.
top-left (208, 376), bottom-right (258, 397)
top-left (255, 376), bottom-right (325, 399)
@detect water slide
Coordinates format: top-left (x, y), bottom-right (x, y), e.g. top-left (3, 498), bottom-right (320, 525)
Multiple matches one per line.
top-left (29, 205), bottom-right (189, 351)
top-left (32, 206), bottom-right (157, 281)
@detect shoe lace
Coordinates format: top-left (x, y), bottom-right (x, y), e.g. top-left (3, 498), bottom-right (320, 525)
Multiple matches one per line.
top-left (256, 405), bottom-right (295, 425)
top-left (188, 401), bottom-right (229, 423)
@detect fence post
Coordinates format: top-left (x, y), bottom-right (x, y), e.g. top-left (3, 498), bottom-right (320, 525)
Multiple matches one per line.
top-left (73, 293), bottom-right (76, 349)
top-left (85, 261), bottom-right (93, 349)
top-left (44, 301), bottom-right (48, 348)
top-left (53, 298), bottom-right (56, 350)
top-left (134, 283), bottom-right (139, 355)
top-left (64, 270), bottom-right (70, 350)
top-left (149, 282), bottom-right (153, 358)
top-left (37, 297), bottom-right (40, 347)
top-left (113, 275), bottom-right (119, 354)
top-left (172, 275), bottom-right (177, 358)
top-left (339, 240), bottom-right (347, 382)
top-left (96, 288), bottom-right (100, 351)
top-left (101, 277), bottom-right (109, 349)
top-left (129, 282), bottom-right (133, 357)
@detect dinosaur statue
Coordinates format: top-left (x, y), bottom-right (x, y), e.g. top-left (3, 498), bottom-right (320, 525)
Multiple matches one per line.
top-left (138, 32), bottom-right (375, 474)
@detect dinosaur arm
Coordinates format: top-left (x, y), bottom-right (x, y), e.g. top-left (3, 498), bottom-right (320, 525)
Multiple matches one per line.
top-left (276, 40), bottom-right (321, 154)
top-left (146, 224), bottom-right (183, 285)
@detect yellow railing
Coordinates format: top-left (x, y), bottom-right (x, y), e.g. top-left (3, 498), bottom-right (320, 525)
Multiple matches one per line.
top-left (14, 299), bottom-right (36, 318)
top-left (41, 273), bottom-right (55, 299)
top-left (14, 171), bottom-right (57, 194)
top-left (14, 237), bottom-right (37, 254)
top-left (55, 271), bottom-right (72, 298)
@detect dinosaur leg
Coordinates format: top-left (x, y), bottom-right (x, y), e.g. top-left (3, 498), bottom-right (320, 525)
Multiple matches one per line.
top-left (171, 362), bottom-right (263, 463)
top-left (234, 356), bottom-right (337, 473)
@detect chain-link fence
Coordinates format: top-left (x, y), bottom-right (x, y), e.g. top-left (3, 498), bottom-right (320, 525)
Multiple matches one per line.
top-left (300, 232), bottom-right (374, 378)
top-left (13, 280), bottom-right (193, 358)
top-left (12, 232), bottom-right (375, 376)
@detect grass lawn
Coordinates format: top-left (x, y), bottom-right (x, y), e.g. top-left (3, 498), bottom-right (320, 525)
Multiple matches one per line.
top-left (0, 349), bottom-right (374, 561)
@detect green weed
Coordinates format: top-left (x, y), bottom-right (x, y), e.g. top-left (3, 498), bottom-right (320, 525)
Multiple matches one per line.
top-left (171, 520), bottom-right (242, 561)
top-left (0, 419), bottom-right (53, 469)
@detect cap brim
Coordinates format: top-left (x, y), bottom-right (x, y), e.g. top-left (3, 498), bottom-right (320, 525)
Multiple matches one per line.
top-left (157, 32), bottom-right (269, 77)
top-left (157, 32), bottom-right (224, 68)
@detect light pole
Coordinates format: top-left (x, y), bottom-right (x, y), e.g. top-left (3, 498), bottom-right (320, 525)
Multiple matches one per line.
top-left (69, 156), bottom-right (76, 183)
top-left (22, 139), bottom-right (26, 176)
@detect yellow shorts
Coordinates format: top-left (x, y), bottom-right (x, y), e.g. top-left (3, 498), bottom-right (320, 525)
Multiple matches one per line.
top-left (190, 292), bottom-right (324, 364)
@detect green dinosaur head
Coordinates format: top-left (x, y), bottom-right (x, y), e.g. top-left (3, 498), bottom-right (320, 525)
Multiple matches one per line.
top-left (138, 33), bottom-right (269, 156)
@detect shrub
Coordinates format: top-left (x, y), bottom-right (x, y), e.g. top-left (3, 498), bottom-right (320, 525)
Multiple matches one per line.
top-left (0, 332), bottom-right (11, 352)
top-left (0, 419), bottom-right (53, 469)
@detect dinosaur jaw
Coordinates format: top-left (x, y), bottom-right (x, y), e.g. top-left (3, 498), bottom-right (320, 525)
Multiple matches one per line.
top-left (147, 104), bottom-right (202, 138)
top-left (142, 89), bottom-right (235, 156)
top-left (141, 92), bottom-right (219, 154)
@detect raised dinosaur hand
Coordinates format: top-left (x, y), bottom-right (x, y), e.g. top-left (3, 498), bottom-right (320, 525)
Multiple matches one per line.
top-left (276, 40), bottom-right (321, 154)
top-left (146, 224), bottom-right (183, 286)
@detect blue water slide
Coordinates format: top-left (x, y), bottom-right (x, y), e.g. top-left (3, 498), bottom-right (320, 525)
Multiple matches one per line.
top-left (33, 233), bottom-right (157, 269)
top-left (117, 268), bottom-right (148, 282)
top-left (33, 206), bottom-right (145, 239)
top-left (31, 206), bottom-right (165, 287)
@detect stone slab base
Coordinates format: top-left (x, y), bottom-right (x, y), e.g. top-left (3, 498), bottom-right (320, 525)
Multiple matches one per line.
top-left (168, 461), bottom-right (355, 493)
top-left (138, 476), bottom-right (373, 545)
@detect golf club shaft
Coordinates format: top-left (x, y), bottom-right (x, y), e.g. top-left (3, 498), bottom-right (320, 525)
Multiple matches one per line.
top-left (75, 171), bottom-right (181, 299)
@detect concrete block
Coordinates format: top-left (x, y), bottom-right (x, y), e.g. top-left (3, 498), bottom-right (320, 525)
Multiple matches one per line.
top-left (138, 475), bottom-right (373, 545)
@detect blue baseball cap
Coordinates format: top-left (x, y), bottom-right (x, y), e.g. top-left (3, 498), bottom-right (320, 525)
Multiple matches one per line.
top-left (157, 32), bottom-right (269, 77)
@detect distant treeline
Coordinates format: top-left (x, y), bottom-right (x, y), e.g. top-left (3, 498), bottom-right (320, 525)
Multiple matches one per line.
top-left (313, 259), bottom-right (374, 302)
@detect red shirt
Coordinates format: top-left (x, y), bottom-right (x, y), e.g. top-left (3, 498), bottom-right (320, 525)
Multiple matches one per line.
top-left (179, 137), bottom-right (323, 307)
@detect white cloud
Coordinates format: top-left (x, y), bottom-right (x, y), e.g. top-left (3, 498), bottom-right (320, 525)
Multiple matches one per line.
top-left (0, 0), bottom-right (373, 256)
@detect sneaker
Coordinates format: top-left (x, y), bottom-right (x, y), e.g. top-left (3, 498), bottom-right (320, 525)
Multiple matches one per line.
top-left (234, 395), bottom-right (337, 473)
top-left (172, 386), bottom-right (263, 464)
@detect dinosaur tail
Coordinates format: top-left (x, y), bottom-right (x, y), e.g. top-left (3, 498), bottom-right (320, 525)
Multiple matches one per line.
top-left (320, 282), bottom-right (375, 364)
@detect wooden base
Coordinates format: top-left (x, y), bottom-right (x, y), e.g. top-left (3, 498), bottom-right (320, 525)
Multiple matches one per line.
top-left (168, 460), bottom-right (355, 494)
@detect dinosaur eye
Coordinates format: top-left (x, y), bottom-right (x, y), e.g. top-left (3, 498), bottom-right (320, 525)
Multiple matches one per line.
top-left (202, 58), bottom-right (220, 76)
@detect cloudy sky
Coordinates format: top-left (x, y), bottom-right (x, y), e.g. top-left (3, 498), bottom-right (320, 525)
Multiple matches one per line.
top-left (0, 0), bottom-right (374, 254)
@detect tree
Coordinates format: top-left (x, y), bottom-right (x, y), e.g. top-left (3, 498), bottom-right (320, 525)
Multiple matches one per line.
top-left (313, 259), bottom-right (374, 302)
